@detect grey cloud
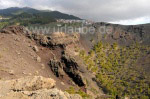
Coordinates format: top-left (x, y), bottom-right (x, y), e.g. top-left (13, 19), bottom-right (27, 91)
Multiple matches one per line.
top-left (0, 0), bottom-right (150, 23)
top-left (50, 0), bottom-right (150, 22)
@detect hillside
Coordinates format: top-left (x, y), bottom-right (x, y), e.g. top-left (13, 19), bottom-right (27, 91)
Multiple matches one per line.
top-left (0, 7), bottom-right (81, 20)
top-left (0, 26), bottom-right (108, 99)
top-left (79, 22), bottom-right (150, 98)
top-left (0, 7), bottom-right (81, 29)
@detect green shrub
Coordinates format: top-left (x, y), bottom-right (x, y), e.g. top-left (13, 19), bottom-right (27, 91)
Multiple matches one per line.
top-left (140, 95), bottom-right (149, 99)
top-left (66, 87), bottom-right (91, 99)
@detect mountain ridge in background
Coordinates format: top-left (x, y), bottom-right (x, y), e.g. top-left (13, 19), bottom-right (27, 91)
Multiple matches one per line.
top-left (0, 7), bottom-right (81, 20)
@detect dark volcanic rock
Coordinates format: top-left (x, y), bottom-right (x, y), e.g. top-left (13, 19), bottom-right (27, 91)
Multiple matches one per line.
top-left (61, 54), bottom-right (85, 87)
top-left (49, 59), bottom-right (65, 77)
top-left (49, 55), bottom-right (85, 87)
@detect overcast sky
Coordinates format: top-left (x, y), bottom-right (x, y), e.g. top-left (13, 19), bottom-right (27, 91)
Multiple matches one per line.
top-left (0, 0), bottom-right (150, 25)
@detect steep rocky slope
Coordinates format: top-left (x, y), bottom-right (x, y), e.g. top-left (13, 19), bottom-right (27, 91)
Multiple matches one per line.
top-left (0, 26), bottom-right (107, 99)
top-left (80, 22), bottom-right (150, 49)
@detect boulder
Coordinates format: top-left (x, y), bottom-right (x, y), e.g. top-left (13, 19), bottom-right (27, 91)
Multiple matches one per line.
top-left (0, 76), bottom-right (82, 99)
top-left (33, 45), bottom-right (39, 52)
top-left (36, 56), bottom-right (41, 62)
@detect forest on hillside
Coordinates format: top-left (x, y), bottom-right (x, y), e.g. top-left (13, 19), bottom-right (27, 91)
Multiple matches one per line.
top-left (79, 42), bottom-right (150, 99)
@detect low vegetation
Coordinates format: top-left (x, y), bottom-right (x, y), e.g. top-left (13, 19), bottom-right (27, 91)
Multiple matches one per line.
top-left (66, 87), bottom-right (91, 99)
top-left (80, 42), bottom-right (150, 98)
top-left (0, 21), bottom-right (9, 29)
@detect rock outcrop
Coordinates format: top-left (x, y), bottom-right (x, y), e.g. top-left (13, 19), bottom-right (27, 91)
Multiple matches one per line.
top-left (0, 76), bottom-right (82, 99)
top-left (61, 53), bottom-right (85, 87)
top-left (49, 54), bottom-right (85, 87)
top-left (48, 32), bottom-right (80, 46)
top-left (0, 26), bottom-right (29, 35)
top-left (49, 59), bottom-right (65, 77)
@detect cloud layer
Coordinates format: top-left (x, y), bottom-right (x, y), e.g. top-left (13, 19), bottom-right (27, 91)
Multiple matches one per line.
top-left (0, 0), bottom-right (150, 25)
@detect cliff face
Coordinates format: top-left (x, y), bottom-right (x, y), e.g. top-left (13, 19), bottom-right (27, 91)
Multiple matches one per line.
top-left (80, 22), bottom-right (150, 49)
